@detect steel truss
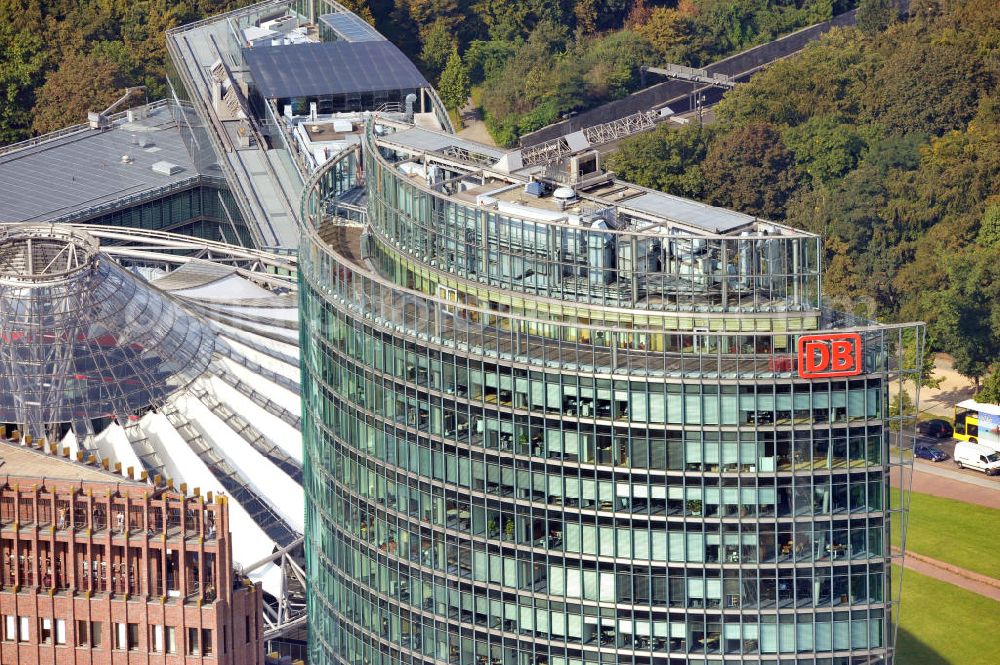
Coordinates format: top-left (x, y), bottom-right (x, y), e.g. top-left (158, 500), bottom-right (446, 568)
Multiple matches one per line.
top-left (242, 536), bottom-right (308, 640)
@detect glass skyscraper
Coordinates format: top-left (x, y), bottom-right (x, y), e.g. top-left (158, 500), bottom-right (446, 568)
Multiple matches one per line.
top-left (299, 118), bottom-right (923, 665)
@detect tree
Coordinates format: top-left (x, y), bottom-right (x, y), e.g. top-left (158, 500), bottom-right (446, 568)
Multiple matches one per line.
top-left (438, 47), bottom-right (470, 111)
top-left (977, 366), bottom-right (1000, 405)
top-left (420, 19), bottom-right (457, 81)
top-left (0, 23), bottom-right (46, 143)
top-left (714, 29), bottom-right (876, 129)
top-left (624, 0), bottom-right (653, 29)
top-left (783, 114), bottom-right (868, 185)
top-left (932, 250), bottom-right (1000, 388)
top-left (863, 35), bottom-right (986, 137)
top-left (635, 8), bottom-right (689, 60)
top-left (574, 0), bottom-right (597, 35)
top-left (31, 50), bottom-right (127, 134)
top-left (855, 0), bottom-right (900, 37)
top-left (701, 122), bottom-right (802, 219)
top-left (474, 0), bottom-right (532, 42)
top-left (607, 123), bottom-right (710, 198)
top-left (463, 40), bottom-right (517, 84)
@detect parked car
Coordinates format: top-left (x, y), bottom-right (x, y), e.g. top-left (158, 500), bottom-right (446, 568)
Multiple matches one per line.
top-left (916, 418), bottom-right (953, 439)
top-left (914, 444), bottom-right (949, 462)
top-left (954, 441), bottom-right (1000, 475)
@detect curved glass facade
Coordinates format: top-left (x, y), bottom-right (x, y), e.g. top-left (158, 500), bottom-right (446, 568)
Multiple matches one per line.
top-left (300, 123), bottom-right (923, 665)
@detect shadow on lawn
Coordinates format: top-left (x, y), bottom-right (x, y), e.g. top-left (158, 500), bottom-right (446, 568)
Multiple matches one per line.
top-left (896, 626), bottom-right (949, 665)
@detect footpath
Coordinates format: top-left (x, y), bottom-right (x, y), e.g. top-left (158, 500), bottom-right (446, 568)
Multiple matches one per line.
top-left (893, 547), bottom-right (1000, 603)
top-left (891, 462), bottom-right (1000, 510)
top-left (891, 459), bottom-right (1000, 601)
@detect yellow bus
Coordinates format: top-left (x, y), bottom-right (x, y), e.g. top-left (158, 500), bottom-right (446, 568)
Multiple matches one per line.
top-left (954, 399), bottom-right (1000, 447)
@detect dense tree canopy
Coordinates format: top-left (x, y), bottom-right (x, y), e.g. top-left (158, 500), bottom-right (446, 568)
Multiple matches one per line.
top-left (606, 123), bottom-right (710, 199)
top-left (0, 0), bottom-right (857, 146)
top-left (31, 51), bottom-right (126, 134)
top-left (0, 0), bottom-right (245, 143)
top-left (612, 0), bottom-right (1000, 382)
top-left (701, 122), bottom-right (802, 220)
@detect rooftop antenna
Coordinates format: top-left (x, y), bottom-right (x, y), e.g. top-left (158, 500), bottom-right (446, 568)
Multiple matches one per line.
top-left (88, 86), bottom-right (147, 130)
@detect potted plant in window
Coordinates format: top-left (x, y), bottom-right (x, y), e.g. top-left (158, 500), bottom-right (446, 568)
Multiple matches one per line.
top-left (686, 499), bottom-right (702, 516)
top-left (487, 518), bottom-right (497, 537)
top-left (503, 518), bottom-right (515, 541)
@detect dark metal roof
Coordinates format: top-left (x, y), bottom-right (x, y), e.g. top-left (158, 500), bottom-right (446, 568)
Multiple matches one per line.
top-left (243, 41), bottom-right (428, 99)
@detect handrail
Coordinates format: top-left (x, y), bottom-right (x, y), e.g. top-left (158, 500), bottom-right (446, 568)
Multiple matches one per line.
top-left (0, 100), bottom-right (173, 158)
top-left (80, 224), bottom-right (298, 268)
top-left (425, 87), bottom-right (456, 134)
top-left (298, 135), bottom-right (925, 382)
top-left (167, 32), bottom-right (271, 247)
top-left (165, 0), bottom-right (291, 37)
top-left (263, 98), bottom-right (311, 181)
top-left (30, 176), bottom-right (203, 224)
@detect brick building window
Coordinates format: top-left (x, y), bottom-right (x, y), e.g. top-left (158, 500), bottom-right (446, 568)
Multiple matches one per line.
top-left (3, 616), bottom-right (14, 641)
top-left (55, 619), bottom-right (66, 645)
top-left (39, 617), bottom-right (51, 644)
top-left (115, 622), bottom-right (126, 650)
top-left (76, 620), bottom-right (87, 646)
top-left (151, 625), bottom-right (163, 653)
top-left (187, 626), bottom-right (200, 655)
top-left (202, 628), bottom-right (213, 655)
top-left (165, 626), bottom-right (176, 654)
top-left (90, 621), bottom-right (102, 648)
top-left (127, 623), bottom-right (139, 650)
top-left (18, 616), bottom-right (28, 642)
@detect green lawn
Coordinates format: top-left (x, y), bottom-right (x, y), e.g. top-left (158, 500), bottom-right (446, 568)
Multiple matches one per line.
top-left (891, 490), bottom-right (1000, 579)
top-left (894, 566), bottom-right (1000, 665)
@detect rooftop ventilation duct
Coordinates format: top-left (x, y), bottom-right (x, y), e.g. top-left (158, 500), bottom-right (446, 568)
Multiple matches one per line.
top-left (404, 93), bottom-right (417, 122)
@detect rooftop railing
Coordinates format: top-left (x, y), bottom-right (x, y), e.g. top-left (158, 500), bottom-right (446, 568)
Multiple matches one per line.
top-left (300, 143), bottom-right (925, 383)
top-left (0, 100), bottom-right (173, 158)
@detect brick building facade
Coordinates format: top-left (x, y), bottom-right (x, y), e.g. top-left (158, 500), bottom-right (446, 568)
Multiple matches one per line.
top-left (0, 442), bottom-right (264, 665)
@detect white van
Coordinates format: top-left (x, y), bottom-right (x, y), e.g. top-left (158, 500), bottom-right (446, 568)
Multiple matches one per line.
top-left (954, 441), bottom-right (1000, 476)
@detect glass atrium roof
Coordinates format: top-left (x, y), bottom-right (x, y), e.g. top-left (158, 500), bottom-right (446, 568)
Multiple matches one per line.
top-left (0, 225), bottom-right (215, 429)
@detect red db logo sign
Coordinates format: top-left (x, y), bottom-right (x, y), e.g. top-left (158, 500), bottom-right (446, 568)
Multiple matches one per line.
top-left (797, 333), bottom-right (863, 379)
